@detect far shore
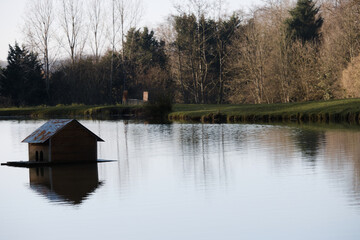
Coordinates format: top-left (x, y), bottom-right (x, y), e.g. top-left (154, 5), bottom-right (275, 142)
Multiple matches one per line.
top-left (1, 99), bottom-right (360, 124)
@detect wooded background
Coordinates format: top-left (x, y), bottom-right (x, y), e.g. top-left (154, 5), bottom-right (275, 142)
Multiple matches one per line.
top-left (0, 0), bottom-right (359, 106)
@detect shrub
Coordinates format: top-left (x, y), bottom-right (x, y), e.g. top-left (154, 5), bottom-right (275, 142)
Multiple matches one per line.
top-left (143, 93), bottom-right (173, 122)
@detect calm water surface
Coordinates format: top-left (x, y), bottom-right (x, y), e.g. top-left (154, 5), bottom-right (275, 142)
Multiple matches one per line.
top-left (1, 120), bottom-right (360, 240)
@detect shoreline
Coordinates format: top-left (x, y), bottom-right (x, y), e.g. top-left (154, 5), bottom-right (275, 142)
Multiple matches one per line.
top-left (0, 104), bottom-right (141, 120)
top-left (169, 99), bottom-right (360, 124)
top-left (1, 99), bottom-right (360, 124)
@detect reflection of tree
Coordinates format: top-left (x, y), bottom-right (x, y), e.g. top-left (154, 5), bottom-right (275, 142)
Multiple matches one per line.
top-left (111, 122), bottom-right (176, 196)
top-left (116, 121), bottom-right (130, 194)
top-left (95, 121), bottom-right (360, 207)
top-left (324, 131), bottom-right (360, 205)
top-left (176, 125), bottom-right (301, 190)
top-left (252, 126), bottom-right (297, 167)
top-left (176, 124), bottom-right (239, 191)
top-left (292, 129), bottom-right (325, 163)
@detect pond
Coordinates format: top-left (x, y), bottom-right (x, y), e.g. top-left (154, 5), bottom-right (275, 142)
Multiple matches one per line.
top-left (0, 120), bottom-right (360, 240)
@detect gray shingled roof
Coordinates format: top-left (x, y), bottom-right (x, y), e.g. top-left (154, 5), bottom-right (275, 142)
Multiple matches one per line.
top-left (22, 119), bottom-right (104, 143)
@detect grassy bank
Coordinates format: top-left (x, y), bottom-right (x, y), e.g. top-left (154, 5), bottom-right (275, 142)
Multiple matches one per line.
top-left (2, 99), bottom-right (360, 123)
top-left (0, 104), bottom-right (140, 119)
top-left (170, 99), bottom-right (360, 123)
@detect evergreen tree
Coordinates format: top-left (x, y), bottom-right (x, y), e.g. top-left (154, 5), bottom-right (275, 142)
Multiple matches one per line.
top-left (124, 27), bottom-right (167, 70)
top-left (216, 14), bottom-right (241, 104)
top-left (173, 14), bottom-right (218, 103)
top-left (285, 0), bottom-right (323, 43)
top-left (123, 27), bottom-right (169, 98)
top-left (1, 43), bottom-right (46, 106)
top-left (173, 13), bottom-right (240, 103)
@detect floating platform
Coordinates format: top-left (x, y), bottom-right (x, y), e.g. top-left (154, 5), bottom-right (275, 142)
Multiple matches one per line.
top-left (1, 159), bottom-right (116, 168)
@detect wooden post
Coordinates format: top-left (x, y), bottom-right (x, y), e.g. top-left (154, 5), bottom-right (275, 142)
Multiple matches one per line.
top-left (143, 91), bottom-right (148, 102)
top-left (122, 90), bottom-right (128, 104)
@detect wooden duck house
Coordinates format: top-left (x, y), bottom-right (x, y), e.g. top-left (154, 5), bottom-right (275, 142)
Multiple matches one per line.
top-left (22, 119), bottom-right (104, 163)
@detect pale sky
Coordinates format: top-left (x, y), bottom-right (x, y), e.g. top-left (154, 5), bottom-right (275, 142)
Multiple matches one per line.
top-left (0, 0), bottom-right (262, 61)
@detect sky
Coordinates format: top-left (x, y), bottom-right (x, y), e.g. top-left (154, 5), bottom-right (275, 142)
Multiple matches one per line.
top-left (0, 0), bottom-right (262, 61)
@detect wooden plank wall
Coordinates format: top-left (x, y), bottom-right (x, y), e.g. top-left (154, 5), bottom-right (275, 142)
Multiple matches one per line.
top-left (29, 143), bottom-right (50, 162)
top-left (50, 121), bottom-right (97, 162)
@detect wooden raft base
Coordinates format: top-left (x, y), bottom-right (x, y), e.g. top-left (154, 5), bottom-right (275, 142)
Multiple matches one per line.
top-left (1, 160), bottom-right (116, 168)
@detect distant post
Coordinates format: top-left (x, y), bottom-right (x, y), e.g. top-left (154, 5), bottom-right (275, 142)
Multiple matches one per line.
top-left (143, 91), bottom-right (149, 102)
top-left (122, 90), bottom-right (128, 104)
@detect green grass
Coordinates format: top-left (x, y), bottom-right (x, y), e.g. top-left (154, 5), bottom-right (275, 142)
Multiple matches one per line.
top-left (0, 104), bottom-right (140, 119)
top-left (169, 99), bottom-right (360, 123)
top-left (2, 99), bottom-right (360, 123)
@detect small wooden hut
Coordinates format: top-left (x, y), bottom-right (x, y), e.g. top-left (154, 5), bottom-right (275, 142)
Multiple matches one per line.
top-left (22, 119), bottom-right (104, 163)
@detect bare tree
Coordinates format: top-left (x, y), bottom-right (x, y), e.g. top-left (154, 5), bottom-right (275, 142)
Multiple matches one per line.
top-left (107, 0), bottom-right (143, 98)
top-left (213, 1), bottom-right (241, 104)
top-left (88, 0), bottom-right (105, 62)
top-left (173, 0), bottom-right (216, 103)
top-left (60, 0), bottom-right (86, 64)
top-left (24, 0), bottom-right (55, 96)
top-left (115, 0), bottom-right (143, 60)
top-left (240, 14), bottom-right (269, 104)
top-left (174, 0), bottom-right (211, 18)
top-left (227, 2), bottom-right (289, 104)
top-left (322, 0), bottom-right (360, 98)
top-left (261, 0), bottom-right (293, 103)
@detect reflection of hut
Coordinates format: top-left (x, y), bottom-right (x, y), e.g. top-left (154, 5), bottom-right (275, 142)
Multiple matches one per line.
top-left (29, 165), bottom-right (102, 205)
top-left (22, 119), bottom-right (104, 163)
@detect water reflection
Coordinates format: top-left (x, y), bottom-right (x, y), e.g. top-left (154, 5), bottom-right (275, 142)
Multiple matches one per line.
top-left (2, 121), bottom-right (360, 239)
top-left (292, 128), bottom-right (325, 163)
top-left (323, 131), bottom-right (360, 206)
top-left (175, 124), bottom-right (232, 190)
top-left (29, 164), bottom-right (103, 205)
top-left (171, 124), bottom-right (360, 205)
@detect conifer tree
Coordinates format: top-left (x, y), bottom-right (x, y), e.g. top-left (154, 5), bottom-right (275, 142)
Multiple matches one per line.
top-left (285, 0), bottom-right (323, 43)
top-left (1, 43), bottom-right (46, 106)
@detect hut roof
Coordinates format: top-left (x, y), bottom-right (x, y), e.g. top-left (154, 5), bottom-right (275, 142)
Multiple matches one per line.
top-left (22, 119), bottom-right (104, 143)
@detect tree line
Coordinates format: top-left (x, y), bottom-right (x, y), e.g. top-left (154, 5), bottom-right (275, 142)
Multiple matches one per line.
top-left (0, 0), bottom-right (359, 106)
